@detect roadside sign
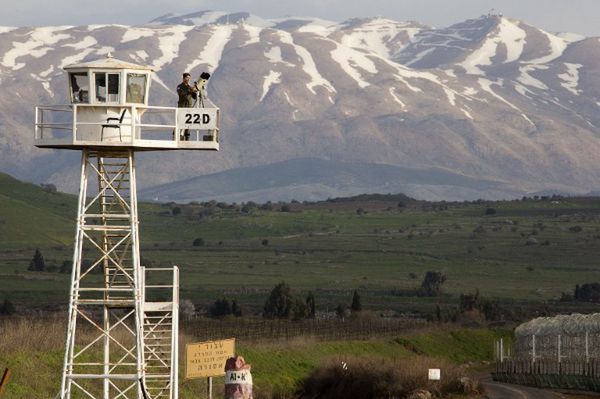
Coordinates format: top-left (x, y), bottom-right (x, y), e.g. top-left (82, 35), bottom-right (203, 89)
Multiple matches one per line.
top-left (428, 368), bottom-right (441, 380)
top-left (186, 338), bottom-right (235, 379)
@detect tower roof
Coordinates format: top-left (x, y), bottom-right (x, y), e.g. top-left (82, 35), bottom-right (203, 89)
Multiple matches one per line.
top-left (64, 54), bottom-right (152, 71)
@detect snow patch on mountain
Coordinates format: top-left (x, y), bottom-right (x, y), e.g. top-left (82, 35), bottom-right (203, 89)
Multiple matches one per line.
top-left (388, 87), bottom-right (406, 108)
top-left (39, 65), bottom-right (54, 78)
top-left (133, 50), bottom-right (149, 62)
top-left (458, 18), bottom-right (526, 75)
top-left (297, 21), bottom-right (337, 36)
top-left (122, 28), bottom-right (155, 43)
top-left (186, 25), bottom-right (233, 73)
top-left (527, 29), bottom-right (568, 64)
top-left (1, 27), bottom-right (72, 70)
top-left (405, 48), bottom-right (436, 67)
top-left (559, 63), bottom-right (582, 95)
top-left (153, 26), bottom-right (194, 71)
top-left (242, 24), bottom-right (262, 45)
top-left (0, 27), bottom-right (17, 34)
top-left (58, 48), bottom-right (97, 69)
top-left (63, 36), bottom-right (97, 50)
top-left (518, 65), bottom-right (549, 90)
top-left (479, 78), bottom-right (534, 125)
top-left (265, 46), bottom-right (294, 66)
top-left (339, 18), bottom-right (416, 58)
top-left (260, 70), bottom-right (281, 101)
top-left (557, 32), bottom-right (585, 43)
top-left (278, 31), bottom-right (336, 94)
top-left (329, 41), bottom-right (378, 88)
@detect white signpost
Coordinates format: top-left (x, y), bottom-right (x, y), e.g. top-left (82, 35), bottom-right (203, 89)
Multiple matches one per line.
top-left (428, 368), bottom-right (441, 381)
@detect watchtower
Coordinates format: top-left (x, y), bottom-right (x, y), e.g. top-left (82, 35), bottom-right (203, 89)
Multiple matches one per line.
top-left (34, 56), bottom-right (220, 399)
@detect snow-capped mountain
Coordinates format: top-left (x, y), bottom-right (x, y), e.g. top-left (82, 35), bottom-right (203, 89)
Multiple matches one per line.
top-left (1, 11), bottom-right (600, 201)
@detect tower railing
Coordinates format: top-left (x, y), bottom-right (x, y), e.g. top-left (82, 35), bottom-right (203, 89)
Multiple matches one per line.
top-left (34, 104), bottom-right (220, 150)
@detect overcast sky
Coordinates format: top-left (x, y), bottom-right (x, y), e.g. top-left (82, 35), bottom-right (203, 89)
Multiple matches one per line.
top-left (4, 0), bottom-right (600, 36)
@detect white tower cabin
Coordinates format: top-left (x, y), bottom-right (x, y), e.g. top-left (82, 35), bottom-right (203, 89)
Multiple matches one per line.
top-left (34, 56), bottom-right (220, 399)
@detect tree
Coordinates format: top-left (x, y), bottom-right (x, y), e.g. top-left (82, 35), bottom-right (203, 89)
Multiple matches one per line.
top-left (28, 248), bottom-right (46, 272)
top-left (306, 293), bottom-right (316, 319)
top-left (459, 289), bottom-right (480, 312)
top-left (263, 282), bottom-right (294, 319)
top-left (209, 298), bottom-right (232, 318)
top-left (351, 290), bottom-right (362, 312)
top-left (420, 271), bottom-right (447, 296)
top-left (0, 299), bottom-right (16, 315)
top-left (231, 299), bottom-right (242, 317)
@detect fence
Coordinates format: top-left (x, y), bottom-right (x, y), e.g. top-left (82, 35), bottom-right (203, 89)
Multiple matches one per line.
top-left (493, 334), bottom-right (600, 392)
top-left (181, 317), bottom-right (426, 343)
top-left (493, 360), bottom-right (600, 391)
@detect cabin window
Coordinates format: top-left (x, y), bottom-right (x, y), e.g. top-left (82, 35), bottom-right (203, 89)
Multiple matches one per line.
top-left (69, 72), bottom-right (89, 104)
top-left (94, 72), bottom-right (120, 103)
top-left (126, 73), bottom-right (147, 104)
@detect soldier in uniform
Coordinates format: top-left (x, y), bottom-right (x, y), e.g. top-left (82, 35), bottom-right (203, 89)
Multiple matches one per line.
top-left (176, 73), bottom-right (198, 140)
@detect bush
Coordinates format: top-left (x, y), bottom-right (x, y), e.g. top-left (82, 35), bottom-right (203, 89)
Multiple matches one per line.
top-left (297, 356), bottom-right (479, 399)
top-left (485, 207), bottom-right (496, 215)
top-left (209, 298), bottom-right (242, 318)
top-left (419, 271), bottom-right (447, 296)
top-left (263, 282), bottom-right (294, 319)
top-left (171, 206), bottom-right (181, 216)
top-left (59, 260), bottom-right (72, 274)
top-left (0, 299), bottom-right (16, 315)
top-left (261, 239), bottom-right (269, 246)
top-left (575, 283), bottom-right (600, 302)
top-left (193, 237), bottom-right (205, 247)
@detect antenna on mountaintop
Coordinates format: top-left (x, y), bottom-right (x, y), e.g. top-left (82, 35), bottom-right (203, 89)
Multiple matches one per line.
top-left (34, 56), bottom-right (221, 399)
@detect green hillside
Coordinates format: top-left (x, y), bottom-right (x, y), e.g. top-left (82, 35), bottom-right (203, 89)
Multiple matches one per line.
top-left (2, 171), bottom-right (600, 315)
top-left (0, 172), bottom-right (76, 249)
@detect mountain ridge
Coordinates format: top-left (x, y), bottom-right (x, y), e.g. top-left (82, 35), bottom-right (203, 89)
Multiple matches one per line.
top-left (1, 11), bottom-right (600, 201)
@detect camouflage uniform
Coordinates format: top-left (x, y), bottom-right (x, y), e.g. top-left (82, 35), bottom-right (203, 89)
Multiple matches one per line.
top-left (177, 82), bottom-right (197, 107)
top-left (176, 82), bottom-right (197, 140)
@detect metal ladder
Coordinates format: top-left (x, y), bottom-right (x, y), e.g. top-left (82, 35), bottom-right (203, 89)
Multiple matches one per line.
top-left (142, 267), bottom-right (179, 399)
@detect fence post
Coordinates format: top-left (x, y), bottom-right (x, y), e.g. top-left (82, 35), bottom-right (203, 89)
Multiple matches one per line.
top-left (557, 334), bottom-right (561, 363)
top-left (586, 331), bottom-right (590, 364)
top-left (532, 334), bottom-right (536, 363)
top-left (500, 338), bottom-right (504, 363)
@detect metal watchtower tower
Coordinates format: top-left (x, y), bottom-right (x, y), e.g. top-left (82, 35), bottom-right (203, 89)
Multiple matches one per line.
top-left (34, 56), bottom-right (220, 399)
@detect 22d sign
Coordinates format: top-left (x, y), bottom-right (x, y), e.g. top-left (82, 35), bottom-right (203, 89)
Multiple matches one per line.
top-left (177, 108), bottom-right (219, 130)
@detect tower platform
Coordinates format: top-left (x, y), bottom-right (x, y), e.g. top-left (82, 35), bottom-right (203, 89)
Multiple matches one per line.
top-left (35, 104), bottom-right (219, 151)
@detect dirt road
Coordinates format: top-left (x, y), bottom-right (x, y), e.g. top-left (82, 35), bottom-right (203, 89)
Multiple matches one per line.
top-left (482, 378), bottom-right (566, 399)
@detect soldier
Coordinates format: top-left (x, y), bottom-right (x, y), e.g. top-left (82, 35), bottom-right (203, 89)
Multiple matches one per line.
top-left (176, 72), bottom-right (198, 140)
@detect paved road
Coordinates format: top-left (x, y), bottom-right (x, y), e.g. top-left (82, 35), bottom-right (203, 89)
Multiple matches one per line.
top-left (482, 378), bottom-right (566, 399)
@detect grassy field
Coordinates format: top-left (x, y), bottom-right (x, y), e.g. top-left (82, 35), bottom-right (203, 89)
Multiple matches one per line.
top-left (2, 171), bottom-right (600, 315)
top-left (0, 317), bottom-right (503, 398)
